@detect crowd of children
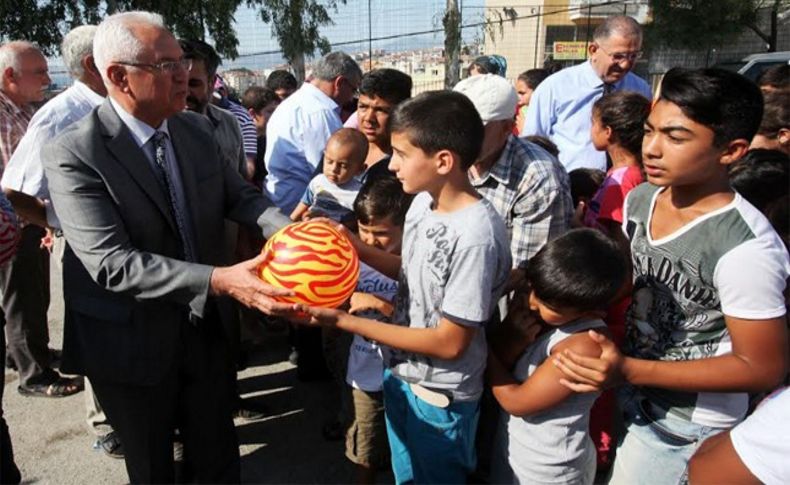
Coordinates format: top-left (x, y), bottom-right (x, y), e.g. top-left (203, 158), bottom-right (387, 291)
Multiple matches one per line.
top-left (1, 10), bottom-right (787, 485)
top-left (283, 58), bottom-right (790, 485)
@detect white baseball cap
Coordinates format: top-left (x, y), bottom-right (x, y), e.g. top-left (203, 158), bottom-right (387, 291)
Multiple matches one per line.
top-left (453, 73), bottom-right (518, 124)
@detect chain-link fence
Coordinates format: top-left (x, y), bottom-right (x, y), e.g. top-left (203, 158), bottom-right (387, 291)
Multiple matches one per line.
top-left (218, 0), bottom-right (788, 97)
top-left (45, 1), bottom-right (787, 94)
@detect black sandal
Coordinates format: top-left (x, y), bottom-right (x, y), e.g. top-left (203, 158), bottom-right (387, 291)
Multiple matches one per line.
top-left (18, 376), bottom-right (83, 398)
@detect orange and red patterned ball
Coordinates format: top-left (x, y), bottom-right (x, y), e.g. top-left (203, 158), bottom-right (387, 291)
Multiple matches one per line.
top-left (258, 221), bottom-right (360, 308)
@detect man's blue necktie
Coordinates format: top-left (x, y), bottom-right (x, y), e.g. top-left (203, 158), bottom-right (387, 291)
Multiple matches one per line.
top-left (152, 131), bottom-right (195, 262)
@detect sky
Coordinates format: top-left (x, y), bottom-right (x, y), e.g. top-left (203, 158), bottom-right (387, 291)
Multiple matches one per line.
top-left (223, 0), bottom-right (487, 70)
top-left (49, 0), bottom-right (488, 87)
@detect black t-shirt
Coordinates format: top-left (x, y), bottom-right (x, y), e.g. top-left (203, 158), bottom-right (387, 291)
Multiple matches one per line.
top-left (361, 155), bottom-right (395, 184)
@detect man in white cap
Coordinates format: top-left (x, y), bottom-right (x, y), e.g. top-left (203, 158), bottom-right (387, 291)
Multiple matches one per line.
top-left (454, 74), bottom-right (572, 289)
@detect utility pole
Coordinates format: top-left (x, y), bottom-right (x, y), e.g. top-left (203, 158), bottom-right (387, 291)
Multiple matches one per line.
top-left (443, 0), bottom-right (461, 89)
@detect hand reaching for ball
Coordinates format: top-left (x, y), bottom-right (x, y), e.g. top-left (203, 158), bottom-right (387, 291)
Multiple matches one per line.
top-left (294, 304), bottom-right (346, 328)
top-left (209, 250), bottom-right (297, 315)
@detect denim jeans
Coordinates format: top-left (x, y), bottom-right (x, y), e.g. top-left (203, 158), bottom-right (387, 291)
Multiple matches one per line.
top-left (609, 386), bottom-right (724, 485)
top-left (382, 369), bottom-right (480, 485)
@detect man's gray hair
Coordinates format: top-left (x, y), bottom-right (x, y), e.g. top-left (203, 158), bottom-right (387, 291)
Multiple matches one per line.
top-left (312, 51), bottom-right (362, 82)
top-left (61, 25), bottom-right (98, 79)
top-left (93, 11), bottom-right (166, 82)
top-left (0, 41), bottom-right (41, 76)
top-left (593, 15), bottom-right (642, 42)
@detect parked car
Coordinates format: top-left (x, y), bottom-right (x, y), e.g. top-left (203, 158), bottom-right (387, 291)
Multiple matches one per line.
top-left (716, 51), bottom-right (790, 81)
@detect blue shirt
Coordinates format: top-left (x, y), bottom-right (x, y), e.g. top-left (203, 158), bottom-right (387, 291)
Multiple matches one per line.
top-left (263, 83), bottom-right (342, 214)
top-left (522, 61), bottom-right (651, 172)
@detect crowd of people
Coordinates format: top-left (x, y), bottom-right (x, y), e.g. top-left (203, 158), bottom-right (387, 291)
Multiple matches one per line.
top-left (0, 9), bottom-right (787, 485)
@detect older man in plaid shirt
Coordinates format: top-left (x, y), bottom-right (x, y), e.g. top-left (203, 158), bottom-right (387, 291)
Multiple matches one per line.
top-left (455, 74), bottom-right (572, 290)
top-left (0, 42), bottom-right (48, 169)
top-left (0, 41), bottom-right (81, 398)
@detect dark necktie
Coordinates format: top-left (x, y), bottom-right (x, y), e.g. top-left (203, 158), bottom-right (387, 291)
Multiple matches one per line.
top-left (152, 131), bottom-right (195, 262)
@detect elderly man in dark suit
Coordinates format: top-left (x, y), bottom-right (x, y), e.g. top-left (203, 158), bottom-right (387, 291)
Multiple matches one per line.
top-left (43, 11), bottom-right (293, 483)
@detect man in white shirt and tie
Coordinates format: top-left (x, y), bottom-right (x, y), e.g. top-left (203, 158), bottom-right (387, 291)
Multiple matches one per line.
top-left (523, 15), bottom-right (652, 171)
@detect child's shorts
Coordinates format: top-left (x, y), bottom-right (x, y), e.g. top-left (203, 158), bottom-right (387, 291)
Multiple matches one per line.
top-left (383, 369), bottom-right (480, 484)
top-left (345, 387), bottom-right (389, 468)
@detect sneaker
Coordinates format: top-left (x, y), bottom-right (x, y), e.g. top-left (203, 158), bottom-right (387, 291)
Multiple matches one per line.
top-left (95, 431), bottom-right (124, 459)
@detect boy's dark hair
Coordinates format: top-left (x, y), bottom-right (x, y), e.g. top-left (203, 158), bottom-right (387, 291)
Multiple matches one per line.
top-left (178, 39), bottom-right (221, 78)
top-left (568, 168), bottom-right (606, 207)
top-left (593, 91), bottom-right (651, 161)
top-left (241, 86), bottom-right (279, 112)
top-left (354, 175), bottom-right (414, 226)
top-left (757, 91), bottom-right (789, 137)
top-left (390, 91), bottom-right (484, 171)
top-left (517, 68), bottom-right (550, 90)
top-left (659, 68), bottom-right (764, 147)
top-left (359, 69), bottom-right (412, 105)
top-left (265, 70), bottom-right (298, 91)
top-left (729, 148), bottom-right (789, 213)
top-left (525, 135), bottom-right (559, 157)
top-left (527, 228), bottom-right (627, 312)
top-left (757, 64), bottom-right (789, 92)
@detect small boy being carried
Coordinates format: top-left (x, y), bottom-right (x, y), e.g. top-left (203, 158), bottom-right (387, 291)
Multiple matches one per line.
top-left (291, 128), bottom-right (368, 223)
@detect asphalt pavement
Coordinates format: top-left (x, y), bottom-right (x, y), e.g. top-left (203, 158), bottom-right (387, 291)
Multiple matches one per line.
top-left (2, 256), bottom-right (364, 484)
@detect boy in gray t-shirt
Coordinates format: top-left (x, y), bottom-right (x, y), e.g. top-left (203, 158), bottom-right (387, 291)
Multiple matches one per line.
top-left (301, 91), bottom-right (511, 484)
top-left (386, 191), bottom-right (510, 402)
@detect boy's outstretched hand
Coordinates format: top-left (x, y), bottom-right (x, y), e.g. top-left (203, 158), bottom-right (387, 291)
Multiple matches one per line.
top-left (294, 304), bottom-right (347, 328)
top-left (553, 330), bottom-right (625, 392)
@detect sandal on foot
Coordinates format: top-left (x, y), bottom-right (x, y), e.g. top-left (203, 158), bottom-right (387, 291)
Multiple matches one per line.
top-left (18, 376), bottom-right (84, 398)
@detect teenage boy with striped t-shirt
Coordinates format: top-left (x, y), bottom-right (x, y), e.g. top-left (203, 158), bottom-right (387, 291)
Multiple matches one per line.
top-left (554, 68), bottom-right (789, 484)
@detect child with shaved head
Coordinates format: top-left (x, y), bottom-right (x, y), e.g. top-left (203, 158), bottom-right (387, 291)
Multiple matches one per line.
top-left (291, 128), bottom-right (369, 222)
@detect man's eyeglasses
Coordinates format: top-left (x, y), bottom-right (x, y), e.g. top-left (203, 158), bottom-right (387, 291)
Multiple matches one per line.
top-left (114, 58), bottom-right (193, 74)
top-left (596, 45), bottom-right (642, 63)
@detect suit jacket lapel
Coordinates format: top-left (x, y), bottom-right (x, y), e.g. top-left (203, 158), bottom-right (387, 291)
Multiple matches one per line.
top-left (97, 100), bottom-right (180, 236)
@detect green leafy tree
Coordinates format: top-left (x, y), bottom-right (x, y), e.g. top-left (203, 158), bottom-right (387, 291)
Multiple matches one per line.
top-left (0, 0), bottom-right (101, 55)
top-left (0, 0), bottom-right (244, 59)
top-left (110, 0), bottom-right (244, 57)
top-left (647, 0), bottom-right (790, 52)
top-left (247, 0), bottom-right (345, 83)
